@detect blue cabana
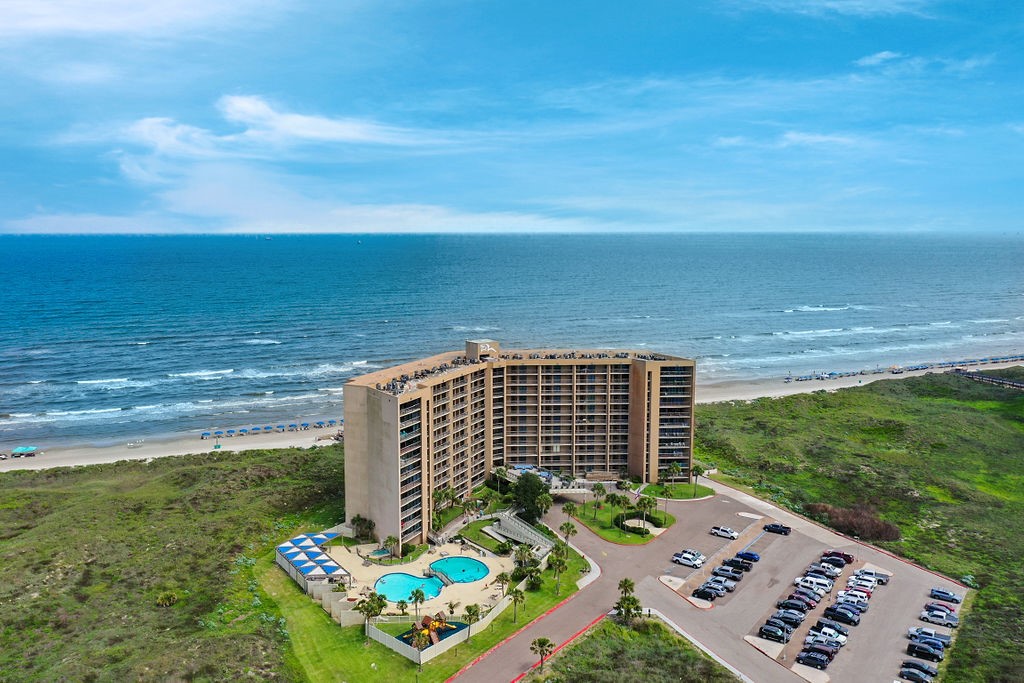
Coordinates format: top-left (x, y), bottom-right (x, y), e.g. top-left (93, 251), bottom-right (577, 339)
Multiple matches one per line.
top-left (12, 446), bottom-right (38, 455)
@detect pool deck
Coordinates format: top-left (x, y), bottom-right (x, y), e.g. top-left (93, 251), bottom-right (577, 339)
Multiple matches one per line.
top-left (328, 542), bottom-right (515, 614)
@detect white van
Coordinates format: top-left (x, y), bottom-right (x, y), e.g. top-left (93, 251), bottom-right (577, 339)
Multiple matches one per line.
top-left (800, 576), bottom-right (833, 593)
top-left (795, 576), bottom-right (832, 594)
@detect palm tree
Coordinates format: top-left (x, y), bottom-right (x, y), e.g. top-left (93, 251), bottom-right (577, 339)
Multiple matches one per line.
top-left (537, 492), bottom-right (553, 518)
top-left (591, 483), bottom-right (606, 520)
top-left (525, 565), bottom-right (542, 590)
top-left (383, 535), bottom-right (400, 559)
top-left (446, 600), bottom-right (460, 618)
top-left (551, 540), bottom-right (569, 560)
top-left (411, 628), bottom-right (431, 652)
top-left (548, 556), bottom-right (567, 595)
top-left (618, 577), bottom-right (635, 597)
top-left (559, 521), bottom-right (577, 544)
top-left (396, 599), bottom-right (408, 616)
top-left (667, 461), bottom-right (682, 484)
top-left (409, 588), bottom-right (426, 620)
top-left (464, 603), bottom-right (481, 637)
top-left (514, 544), bottom-right (533, 568)
top-left (605, 493), bottom-right (622, 526)
top-left (561, 501), bottom-right (577, 521)
top-left (494, 466), bottom-right (508, 494)
top-left (531, 637), bottom-right (555, 672)
top-left (508, 588), bottom-right (525, 623)
top-left (636, 495), bottom-right (657, 527)
top-left (494, 571), bottom-right (511, 596)
top-left (615, 594), bottom-right (643, 626)
top-left (691, 464), bottom-right (706, 497)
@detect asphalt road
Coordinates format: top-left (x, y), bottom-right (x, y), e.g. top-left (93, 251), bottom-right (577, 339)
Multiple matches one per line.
top-left (454, 481), bottom-right (966, 683)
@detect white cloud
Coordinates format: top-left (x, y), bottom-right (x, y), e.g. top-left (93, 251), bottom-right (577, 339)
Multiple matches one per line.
top-left (736, 0), bottom-right (935, 17)
top-left (856, 51), bottom-right (903, 67)
top-left (0, 0), bottom-right (286, 38)
top-left (778, 131), bottom-right (860, 147)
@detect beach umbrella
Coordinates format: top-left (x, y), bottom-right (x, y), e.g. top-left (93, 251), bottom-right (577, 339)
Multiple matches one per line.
top-left (264, 425), bottom-right (273, 431)
top-left (277, 425), bottom-right (285, 431)
top-left (315, 421), bottom-right (325, 428)
top-left (226, 430), bottom-right (236, 436)
top-left (288, 423), bottom-right (298, 430)
top-left (301, 422), bottom-right (310, 429)
top-left (201, 432), bottom-right (211, 438)
top-left (239, 428), bottom-right (248, 435)
top-left (251, 426), bottom-right (261, 433)
top-left (214, 431), bottom-right (224, 436)
top-left (328, 419), bottom-right (337, 426)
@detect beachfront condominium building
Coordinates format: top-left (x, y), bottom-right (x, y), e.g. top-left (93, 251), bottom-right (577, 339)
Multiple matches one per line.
top-left (344, 340), bottom-right (694, 546)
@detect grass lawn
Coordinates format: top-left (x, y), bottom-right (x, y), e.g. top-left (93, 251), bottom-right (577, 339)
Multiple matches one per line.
top-left (695, 371), bottom-right (1024, 682)
top-left (642, 482), bottom-right (715, 499)
top-left (258, 541), bottom-right (589, 682)
top-left (458, 519), bottom-right (506, 553)
top-left (433, 504), bottom-right (465, 530)
top-left (524, 618), bottom-right (738, 682)
top-left (574, 502), bottom-right (675, 545)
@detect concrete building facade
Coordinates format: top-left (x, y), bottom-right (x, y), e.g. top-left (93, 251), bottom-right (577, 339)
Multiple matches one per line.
top-left (343, 340), bottom-right (694, 546)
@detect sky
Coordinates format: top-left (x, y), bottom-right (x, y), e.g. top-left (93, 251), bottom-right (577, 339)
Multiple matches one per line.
top-left (0, 0), bottom-right (1021, 234)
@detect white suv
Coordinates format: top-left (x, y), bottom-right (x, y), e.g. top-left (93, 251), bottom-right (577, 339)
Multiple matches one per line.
top-left (710, 526), bottom-right (739, 540)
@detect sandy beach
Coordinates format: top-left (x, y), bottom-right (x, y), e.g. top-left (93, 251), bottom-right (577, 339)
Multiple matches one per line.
top-left (2, 359), bottom-right (1019, 473)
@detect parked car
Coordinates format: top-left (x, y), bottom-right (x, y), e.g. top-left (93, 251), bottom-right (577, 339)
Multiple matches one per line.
top-left (823, 549), bottom-right (855, 563)
top-left (929, 587), bottom-right (962, 603)
top-left (736, 550), bottom-right (760, 562)
top-left (837, 596), bottom-right (869, 613)
top-left (808, 625), bottom-right (847, 645)
top-left (854, 568), bottom-right (891, 585)
top-left (772, 609), bottom-right (806, 627)
top-left (805, 643), bottom-right (839, 661)
top-left (823, 605), bottom-right (860, 626)
top-left (913, 636), bottom-right (946, 652)
top-left (899, 668), bottom-right (934, 682)
top-left (795, 650), bottom-right (830, 670)
top-left (813, 618), bottom-right (849, 636)
top-left (804, 633), bottom-right (845, 650)
top-left (907, 627), bottom-right (953, 647)
top-left (810, 561), bottom-right (843, 577)
top-left (787, 593), bottom-right (818, 609)
top-left (764, 617), bottom-right (794, 634)
top-left (901, 660), bottom-right (939, 677)
top-left (723, 557), bottom-right (753, 572)
top-left (924, 601), bottom-right (956, 614)
top-left (681, 548), bottom-right (707, 562)
top-left (764, 522), bottom-right (792, 535)
top-left (819, 555), bottom-right (847, 569)
top-left (795, 577), bottom-right (830, 595)
top-left (794, 587), bottom-right (823, 603)
top-left (759, 624), bottom-right (790, 643)
top-left (705, 575), bottom-right (737, 592)
top-left (711, 526), bottom-right (739, 540)
top-left (920, 610), bottom-right (959, 628)
top-left (712, 566), bottom-right (744, 581)
top-left (837, 588), bottom-right (871, 602)
top-left (672, 552), bottom-right (703, 568)
top-left (846, 579), bottom-right (877, 594)
top-left (777, 599), bottom-right (810, 613)
top-left (698, 582), bottom-right (727, 598)
top-left (907, 641), bottom-right (944, 662)
top-left (691, 587), bottom-right (718, 601)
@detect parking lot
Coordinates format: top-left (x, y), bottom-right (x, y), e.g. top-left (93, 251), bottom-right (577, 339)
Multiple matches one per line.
top-left (622, 483), bottom-right (968, 682)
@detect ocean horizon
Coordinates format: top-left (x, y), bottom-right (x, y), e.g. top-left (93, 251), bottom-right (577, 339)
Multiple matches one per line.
top-left (2, 232), bottom-right (1022, 448)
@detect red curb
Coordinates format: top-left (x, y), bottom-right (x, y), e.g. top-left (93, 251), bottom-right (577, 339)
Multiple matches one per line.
top-left (445, 591), bottom-right (581, 682)
top-left (710, 478), bottom-right (972, 590)
top-left (508, 613), bottom-right (606, 683)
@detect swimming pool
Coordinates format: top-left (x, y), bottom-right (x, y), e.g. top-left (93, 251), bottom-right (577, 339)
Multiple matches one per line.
top-left (374, 573), bottom-right (444, 602)
top-left (368, 548), bottom-right (390, 558)
top-left (430, 557), bottom-right (489, 583)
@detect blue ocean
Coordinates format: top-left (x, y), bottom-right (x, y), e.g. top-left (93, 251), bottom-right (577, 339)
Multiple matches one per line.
top-left (2, 233), bottom-right (1022, 447)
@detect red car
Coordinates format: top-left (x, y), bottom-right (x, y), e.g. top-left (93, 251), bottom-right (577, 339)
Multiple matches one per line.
top-left (823, 550), bottom-right (855, 563)
top-left (925, 601), bottom-right (957, 614)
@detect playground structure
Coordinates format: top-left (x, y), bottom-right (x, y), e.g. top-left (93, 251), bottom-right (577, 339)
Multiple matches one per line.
top-left (401, 612), bottom-right (460, 647)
